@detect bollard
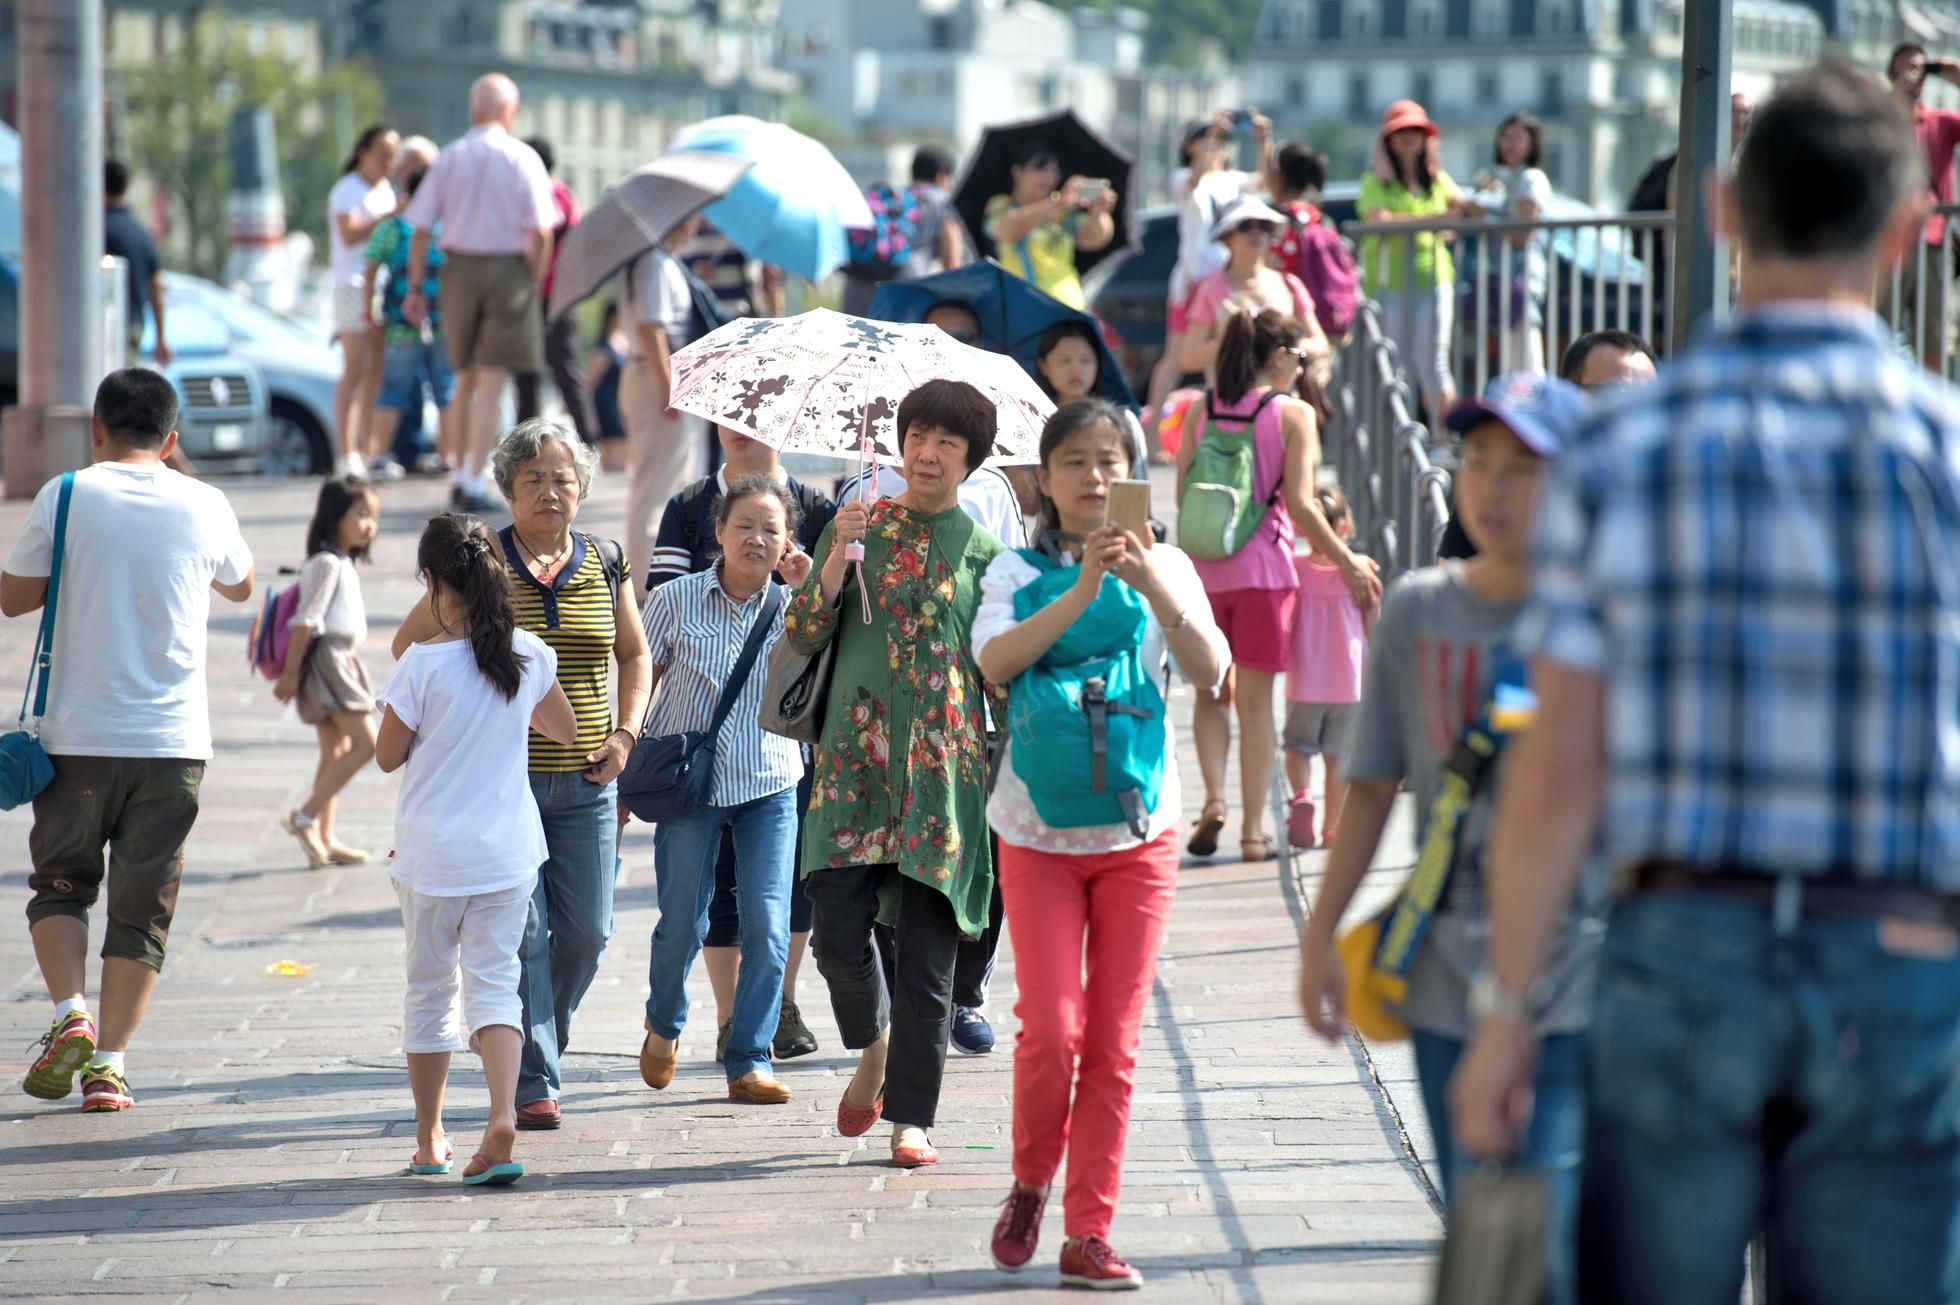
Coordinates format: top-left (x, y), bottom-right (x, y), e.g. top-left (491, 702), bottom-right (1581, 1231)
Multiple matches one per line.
top-left (3, 406), bottom-right (91, 499)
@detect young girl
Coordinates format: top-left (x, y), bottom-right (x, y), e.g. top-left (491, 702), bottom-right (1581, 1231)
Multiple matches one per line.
top-left (975, 399), bottom-right (1228, 1289)
top-left (376, 514), bottom-right (578, 1185)
top-left (277, 477), bottom-right (382, 869)
top-left (1283, 486), bottom-right (1368, 849)
top-left (1032, 320), bottom-right (1150, 481)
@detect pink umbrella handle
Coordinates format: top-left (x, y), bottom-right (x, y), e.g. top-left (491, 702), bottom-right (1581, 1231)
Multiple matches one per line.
top-left (847, 424), bottom-right (873, 622)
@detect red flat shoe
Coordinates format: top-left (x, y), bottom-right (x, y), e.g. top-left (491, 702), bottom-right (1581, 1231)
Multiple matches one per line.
top-left (891, 1141), bottom-right (939, 1169)
top-left (837, 1091), bottom-right (884, 1138)
top-left (515, 1100), bottom-right (561, 1130)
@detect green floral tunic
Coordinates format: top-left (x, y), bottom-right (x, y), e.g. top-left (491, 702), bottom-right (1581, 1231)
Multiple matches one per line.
top-left (785, 499), bottom-right (1004, 938)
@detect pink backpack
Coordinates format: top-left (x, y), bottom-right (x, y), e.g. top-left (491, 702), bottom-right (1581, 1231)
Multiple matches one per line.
top-left (248, 582), bottom-right (302, 680)
top-left (1272, 201), bottom-right (1359, 340)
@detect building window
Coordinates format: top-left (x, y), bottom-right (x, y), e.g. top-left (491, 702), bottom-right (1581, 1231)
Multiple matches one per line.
top-left (1348, 69), bottom-right (1371, 118)
top-left (1412, 70), bottom-right (1434, 107)
top-left (1287, 73), bottom-right (1306, 107)
top-left (1539, 66), bottom-right (1563, 110)
top-left (1475, 1), bottom-right (1504, 35)
top-left (929, 15), bottom-right (953, 49)
top-left (1416, 2), bottom-right (1438, 36)
top-left (1477, 69), bottom-right (1500, 104)
top-left (1349, 5), bottom-right (1370, 36)
top-left (1547, 0), bottom-right (1567, 32)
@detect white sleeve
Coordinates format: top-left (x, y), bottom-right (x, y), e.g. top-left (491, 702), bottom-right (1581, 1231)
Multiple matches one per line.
top-left (207, 496), bottom-right (254, 587)
top-left (519, 630), bottom-right (560, 709)
top-left (647, 256), bottom-right (686, 331)
top-left (1518, 168), bottom-right (1553, 207)
top-left (629, 256), bottom-right (661, 325)
top-left (376, 653), bottom-right (424, 731)
top-left (288, 553), bottom-right (341, 630)
top-left (3, 479), bottom-right (58, 579)
top-left (969, 551), bottom-right (1041, 665)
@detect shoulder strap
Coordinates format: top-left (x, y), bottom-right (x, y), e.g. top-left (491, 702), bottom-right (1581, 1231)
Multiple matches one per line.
top-left (701, 582), bottom-right (786, 744)
top-left (1203, 388), bottom-right (1282, 426)
top-left (678, 480), bottom-right (713, 558)
top-left (588, 533), bottom-right (625, 616)
top-left (22, 472), bottom-right (75, 725)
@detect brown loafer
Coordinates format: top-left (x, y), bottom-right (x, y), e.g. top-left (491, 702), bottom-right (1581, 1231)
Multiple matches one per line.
top-left (727, 1070), bottom-right (793, 1105)
top-left (639, 1032), bottom-right (677, 1090)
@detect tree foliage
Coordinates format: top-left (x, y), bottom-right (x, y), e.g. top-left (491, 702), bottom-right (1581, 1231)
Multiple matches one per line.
top-left (114, 10), bottom-right (386, 280)
top-left (1046, 0), bottom-right (1267, 66)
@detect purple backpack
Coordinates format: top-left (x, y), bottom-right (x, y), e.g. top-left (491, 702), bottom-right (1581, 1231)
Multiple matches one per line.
top-left (249, 582), bottom-right (302, 680)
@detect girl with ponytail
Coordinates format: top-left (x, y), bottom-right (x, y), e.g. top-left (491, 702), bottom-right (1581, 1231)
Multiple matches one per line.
top-left (373, 514), bottom-right (578, 1186)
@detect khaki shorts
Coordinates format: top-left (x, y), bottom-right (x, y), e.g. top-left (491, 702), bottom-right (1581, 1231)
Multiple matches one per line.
top-left (442, 252), bottom-right (544, 374)
top-left (27, 756), bottom-right (205, 970)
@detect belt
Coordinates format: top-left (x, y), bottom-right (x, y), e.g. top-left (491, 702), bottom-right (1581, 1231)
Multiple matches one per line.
top-left (1629, 860), bottom-right (1960, 929)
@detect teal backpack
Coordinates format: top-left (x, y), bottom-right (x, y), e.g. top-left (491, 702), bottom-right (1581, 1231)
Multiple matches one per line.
top-left (1177, 389), bottom-right (1282, 561)
top-left (1007, 539), bottom-right (1168, 837)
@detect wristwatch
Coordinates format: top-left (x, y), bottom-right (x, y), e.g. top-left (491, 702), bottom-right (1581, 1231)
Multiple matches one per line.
top-left (1468, 968), bottom-right (1531, 1027)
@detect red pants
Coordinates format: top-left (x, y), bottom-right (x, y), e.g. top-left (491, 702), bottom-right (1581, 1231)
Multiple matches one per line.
top-left (999, 830), bottom-right (1180, 1239)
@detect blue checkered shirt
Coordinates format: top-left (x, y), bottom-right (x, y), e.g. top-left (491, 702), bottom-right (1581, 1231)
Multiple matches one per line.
top-left (1519, 304), bottom-right (1960, 889)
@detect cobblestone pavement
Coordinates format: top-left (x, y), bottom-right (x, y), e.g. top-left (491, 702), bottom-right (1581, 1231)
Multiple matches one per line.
top-left (0, 472), bottom-right (1440, 1303)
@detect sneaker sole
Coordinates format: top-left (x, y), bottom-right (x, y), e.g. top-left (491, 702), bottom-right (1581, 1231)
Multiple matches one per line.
top-left (772, 1040), bottom-right (819, 1060)
top-left (23, 1030), bottom-right (96, 1100)
top-left (950, 1039), bottom-right (995, 1057)
top-left (991, 1255), bottom-right (1030, 1274)
top-left (1060, 1274), bottom-right (1142, 1291)
top-left (81, 1092), bottom-right (133, 1113)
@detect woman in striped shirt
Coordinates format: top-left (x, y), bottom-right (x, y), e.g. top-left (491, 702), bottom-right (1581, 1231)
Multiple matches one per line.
top-left (636, 475), bottom-right (811, 1105)
top-left (394, 417), bottom-right (651, 1131)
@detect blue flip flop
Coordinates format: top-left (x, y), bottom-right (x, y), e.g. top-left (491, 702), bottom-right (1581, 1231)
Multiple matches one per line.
top-left (462, 1153), bottom-right (523, 1186)
top-left (408, 1147), bottom-right (452, 1176)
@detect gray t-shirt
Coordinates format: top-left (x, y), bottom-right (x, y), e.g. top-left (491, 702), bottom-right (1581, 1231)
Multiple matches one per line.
top-left (1347, 563), bottom-right (1598, 1039)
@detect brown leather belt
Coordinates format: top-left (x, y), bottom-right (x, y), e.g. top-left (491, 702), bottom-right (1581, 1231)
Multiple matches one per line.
top-left (1629, 860), bottom-right (1960, 929)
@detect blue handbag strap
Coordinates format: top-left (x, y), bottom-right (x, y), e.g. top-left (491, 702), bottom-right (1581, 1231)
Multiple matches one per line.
top-left (19, 471), bottom-right (75, 728)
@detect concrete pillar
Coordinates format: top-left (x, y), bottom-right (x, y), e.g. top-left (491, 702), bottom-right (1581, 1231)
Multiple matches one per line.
top-left (5, 0), bottom-right (104, 498)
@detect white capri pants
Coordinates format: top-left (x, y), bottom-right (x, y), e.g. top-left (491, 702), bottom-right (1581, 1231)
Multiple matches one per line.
top-left (1377, 284), bottom-right (1456, 402)
top-left (395, 879), bottom-right (531, 1053)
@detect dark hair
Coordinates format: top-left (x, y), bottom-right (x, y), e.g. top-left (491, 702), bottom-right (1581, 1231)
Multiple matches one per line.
top-left (894, 379), bottom-right (997, 472)
top-left (416, 514), bottom-right (526, 701)
top-left (526, 137), bottom-right (556, 174)
top-left (1389, 133), bottom-right (1437, 197)
top-left (340, 123), bottom-right (395, 176)
top-left (1033, 398), bottom-right (1131, 539)
top-left (1315, 485), bottom-right (1350, 529)
top-left (599, 298), bottom-right (620, 333)
top-left (1272, 143), bottom-right (1328, 200)
top-left (307, 476), bottom-right (378, 562)
top-left (924, 298), bottom-right (982, 329)
top-left (404, 167), bottom-right (428, 198)
top-left (1012, 140), bottom-right (1060, 172)
top-left (714, 473), bottom-right (803, 557)
top-left (92, 367), bottom-right (178, 448)
top-left (1889, 42), bottom-right (1927, 77)
top-left (912, 144), bottom-right (956, 184)
top-left (1494, 112), bottom-right (1544, 168)
top-left (1033, 319), bottom-right (1104, 399)
top-left (104, 159), bottom-right (130, 199)
top-left (1558, 329), bottom-right (1656, 384)
top-left (1735, 60), bottom-right (1921, 262)
top-left (1214, 309), bottom-right (1306, 406)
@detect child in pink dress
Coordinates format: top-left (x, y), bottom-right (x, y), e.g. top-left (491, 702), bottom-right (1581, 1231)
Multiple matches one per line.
top-left (1284, 487), bottom-right (1367, 848)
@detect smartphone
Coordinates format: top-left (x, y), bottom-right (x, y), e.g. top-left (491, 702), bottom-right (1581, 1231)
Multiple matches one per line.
top-left (1077, 177), bottom-right (1111, 206)
top-left (1105, 479), bottom-right (1154, 545)
top-left (1229, 107), bottom-right (1257, 132)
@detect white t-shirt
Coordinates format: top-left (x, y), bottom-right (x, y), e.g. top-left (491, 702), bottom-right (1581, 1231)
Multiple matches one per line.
top-left (833, 464), bottom-right (1030, 549)
top-left (377, 629), bottom-right (558, 896)
top-left (288, 550), bottom-right (367, 642)
top-left (972, 544), bottom-right (1227, 854)
top-left (1172, 167), bottom-right (1256, 302)
top-left (328, 172), bottom-right (396, 287)
top-left (628, 247), bottom-right (692, 346)
top-left (4, 463), bottom-right (253, 760)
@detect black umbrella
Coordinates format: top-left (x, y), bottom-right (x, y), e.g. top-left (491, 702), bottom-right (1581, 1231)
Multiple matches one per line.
top-left (951, 108), bottom-right (1139, 279)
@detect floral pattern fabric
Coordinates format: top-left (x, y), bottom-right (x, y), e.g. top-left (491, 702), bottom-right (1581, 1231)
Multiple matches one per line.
top-left (784, 499), bottom-right (1004, 938)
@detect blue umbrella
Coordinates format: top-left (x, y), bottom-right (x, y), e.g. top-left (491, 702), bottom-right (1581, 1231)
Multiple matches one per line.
top-left (867, 260), bottom-right (1138, 411)
top-left (667, 117), bottom-right (872, 283)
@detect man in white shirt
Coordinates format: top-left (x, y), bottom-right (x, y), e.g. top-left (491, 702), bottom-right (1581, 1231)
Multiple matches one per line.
top-left (624, 212), bottom-right (707, 601)
top-left (405, 72), bottom-right (558, 510)
top-left (3, 369), bottom-right (255, 1115)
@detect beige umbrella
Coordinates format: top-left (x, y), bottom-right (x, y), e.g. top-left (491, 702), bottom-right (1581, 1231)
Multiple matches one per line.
top-left (546, 151), bottom-right (755, 322)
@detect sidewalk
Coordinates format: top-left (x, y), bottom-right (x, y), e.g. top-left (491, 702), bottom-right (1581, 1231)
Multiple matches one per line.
top-left (0, 472), bottom-right (1440, 1303)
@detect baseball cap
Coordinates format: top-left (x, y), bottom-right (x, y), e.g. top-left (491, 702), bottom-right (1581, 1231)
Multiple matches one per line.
top-left (1444, 372), bottom-right (1591, 457)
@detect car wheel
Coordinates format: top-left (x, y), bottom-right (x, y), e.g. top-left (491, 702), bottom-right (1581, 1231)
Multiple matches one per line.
top-left (264, 399), bottom-right (329, 477)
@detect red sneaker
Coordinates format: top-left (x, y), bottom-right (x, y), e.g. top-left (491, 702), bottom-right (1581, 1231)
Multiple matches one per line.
top-left (990, 1185), bottom-right (1048, 1273)
top-left (1059, 1235), bottom-right (1142, 1290)
top-left (1287, 794), bottom-right (1317, 850)
top-left (80, 1065), bottom-right (134, 1113)
top-left (24, 1010), bottom-right (97, 1100)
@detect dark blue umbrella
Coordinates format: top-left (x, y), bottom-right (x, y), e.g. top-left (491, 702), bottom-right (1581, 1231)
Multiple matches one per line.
top-left (866, 259), bottom-right (1138, 411)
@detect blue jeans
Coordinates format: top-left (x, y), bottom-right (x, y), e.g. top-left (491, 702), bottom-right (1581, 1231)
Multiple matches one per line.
top-left (516, 772), bottom-right (618, 1106)
top-left (1577, 892), bottom-right (1960, 1305)
top-left (379, 335), bottom-right (457, 412)
top-left (1414, 1026), bottom-right (1585, 1305)
top-left (645, 788), bottom-right (796, 1081)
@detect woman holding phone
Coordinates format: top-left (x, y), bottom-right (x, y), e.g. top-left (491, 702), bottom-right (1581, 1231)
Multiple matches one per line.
top-left (984, 141), bottom-right (1118, 310)
top-left (974, 398), bottom-right (1228, 1289)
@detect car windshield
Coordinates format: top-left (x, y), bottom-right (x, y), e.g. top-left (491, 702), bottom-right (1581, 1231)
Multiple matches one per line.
top-left (160, 275), bottom-right (318, 345)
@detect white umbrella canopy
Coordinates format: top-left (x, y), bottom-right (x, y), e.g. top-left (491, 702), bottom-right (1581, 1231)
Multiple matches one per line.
top-left (668, 309), bottom-right (1051, 466)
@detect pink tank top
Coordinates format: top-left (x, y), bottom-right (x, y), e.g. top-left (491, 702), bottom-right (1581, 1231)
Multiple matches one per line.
top-left (1189, 387), bottom-right (1296, 593)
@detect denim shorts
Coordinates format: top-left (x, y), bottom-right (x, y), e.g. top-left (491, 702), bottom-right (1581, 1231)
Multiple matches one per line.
top-left (379, 336), bottom-right (457, 412)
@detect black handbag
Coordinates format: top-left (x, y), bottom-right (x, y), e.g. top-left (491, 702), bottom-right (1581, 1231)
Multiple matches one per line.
top-left (618, 583), bottom-right (784, 823)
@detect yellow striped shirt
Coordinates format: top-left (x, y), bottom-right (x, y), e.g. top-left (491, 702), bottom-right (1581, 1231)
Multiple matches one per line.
top-left (501, 529), bottom-right (629, 773)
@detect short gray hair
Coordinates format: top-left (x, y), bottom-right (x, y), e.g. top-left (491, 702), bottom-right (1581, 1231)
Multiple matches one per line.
top-left (492, 417), bottom-right (599, 502)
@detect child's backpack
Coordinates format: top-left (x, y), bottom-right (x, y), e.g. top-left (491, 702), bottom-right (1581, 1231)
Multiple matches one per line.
top-left (248, 579), bottom-right (303, 681)
top-left (1006, 543), bottom-right (1167, 838)
top-left (1176, 389), bottom-right (1282, 562)
top-left (1272, 201), bottom-right (1359, 340)
top-left (845, 183), bottom-right (926, 283)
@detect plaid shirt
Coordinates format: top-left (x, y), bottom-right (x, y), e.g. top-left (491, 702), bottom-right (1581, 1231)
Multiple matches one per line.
top-left (1519, 304), bottom-right (1960, 889)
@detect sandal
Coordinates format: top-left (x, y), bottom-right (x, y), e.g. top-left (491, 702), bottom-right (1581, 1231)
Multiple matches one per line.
top-left (282, 811), bottom-right (330, 870)
top-left (1187, 801), bottom-right (1227, 857)
top-left (461, 1153), bottom-right (524, 1186)
top-left (408, 1144), bottom-right (452, 1175)
top-left (1240, 835), bottom-right (1278, 862)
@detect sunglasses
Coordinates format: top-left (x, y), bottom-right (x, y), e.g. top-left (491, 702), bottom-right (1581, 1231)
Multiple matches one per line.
top-left (1233, 222), bottom-right (1277, 237)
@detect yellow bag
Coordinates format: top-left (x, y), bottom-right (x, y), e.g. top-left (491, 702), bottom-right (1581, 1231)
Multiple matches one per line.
top-left (1337, 908), bottom-right (1410, 1041)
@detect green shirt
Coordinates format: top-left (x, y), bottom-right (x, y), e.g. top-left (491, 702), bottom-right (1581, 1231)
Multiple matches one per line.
top-left (784, 499), bottom-right (1004, 938)
top-left (1358, 171), bottom-right (1461, 294)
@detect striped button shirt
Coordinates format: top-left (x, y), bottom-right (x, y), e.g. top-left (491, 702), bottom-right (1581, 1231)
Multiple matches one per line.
top-left (502, 529), bottom-right (627, 773)
top-left (1520, 303), bottom-right (1960, 889)
top-left (640, 566), bottom-right (802, 807)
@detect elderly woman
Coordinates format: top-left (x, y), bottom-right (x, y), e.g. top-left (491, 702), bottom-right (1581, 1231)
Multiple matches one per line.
top-left (636, 475), bottom-right (812, 1105)
top-left (390, 417), bottom-right (650, 1130)
top-left (784, 379), bottom-right (1006, 1168)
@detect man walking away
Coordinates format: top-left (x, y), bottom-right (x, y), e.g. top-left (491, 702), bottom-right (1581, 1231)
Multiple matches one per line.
top-left (103, 161), bottom-right (170, 366)
top-left (1883, 42), bottom-right (1960, 375)
top-left (840, 146), bottom-right (966, 317)
top-left (1450, 62), bottom-right (1960, 1304)
top-left (7, 369), bottom-right (254, 1113)
top-left (404, 73), bottom-right (557, 511)
top-left (514, 138), bottom-right (598, 446)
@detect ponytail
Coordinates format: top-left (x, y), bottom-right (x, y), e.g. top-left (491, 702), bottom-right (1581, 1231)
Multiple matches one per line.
top-left (1214, 308), bottom-right (1307, 406)
top-left (341, 123), bottom-right (396, 176)
top-left (415, 513), bottom-right (526, 700)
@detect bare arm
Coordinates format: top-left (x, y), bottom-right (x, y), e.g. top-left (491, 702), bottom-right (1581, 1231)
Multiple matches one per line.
top-left (149, 274), bottom-right (171, 363)
top-left (212, 568), bottom-right (255, 604)
top-left (273, 624), bottom-right (316, 703)
top-left (0, 573), bottom-right (48, 618)
top-left (1076, 205), bottom-right (1116, 254)
top-left (1297, 777), bottom-right (1400, 1039)
top-left (375, 705), bottom-right (414, 773)
top-left (391, 592), bottom-right (442, 659)
top-left (362, 259), bottom-right (382, 328)
top-left (527, 227), bottom-right (553, 285)
top-left (530, 680), bottom-right (580, 747)
top-left (1173, 399), bottom-right (1205, 497)
top-left (936, 214), bottom-right (965, 270)
top-left (990, 194), bottom-right (1069, 246)
top-left (1180, 312), bottom-right (1220, 373)
top-left (1281, 401), bottom-right (1380, 613)
top-left (584, 578), bottom-right (652, 783)
top-left (335, 207), bottom-right (388, 248)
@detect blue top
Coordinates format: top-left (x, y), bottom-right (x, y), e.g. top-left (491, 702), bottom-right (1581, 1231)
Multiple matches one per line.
top-left (592, 339), bottom-right (626, 440)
